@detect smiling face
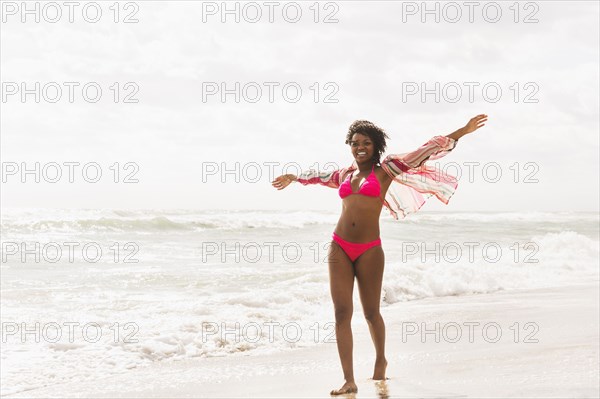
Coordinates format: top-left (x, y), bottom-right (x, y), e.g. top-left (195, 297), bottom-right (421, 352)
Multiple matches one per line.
top-left (348, 133), bottom-right (374, 163)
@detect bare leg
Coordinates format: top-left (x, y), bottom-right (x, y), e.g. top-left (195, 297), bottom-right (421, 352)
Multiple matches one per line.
top-left (355, 245), bottom-right (388, 380)
top-left (328, 241), bottom-right (358, 395)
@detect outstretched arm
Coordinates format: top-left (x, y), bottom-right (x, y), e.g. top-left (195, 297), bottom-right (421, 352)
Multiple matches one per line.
top-left (271, 169), bottom-right (342, 190)
top-left (381, 114), bottom-right (489, 177)
top-left (402, 113), bottom-right (489, 169)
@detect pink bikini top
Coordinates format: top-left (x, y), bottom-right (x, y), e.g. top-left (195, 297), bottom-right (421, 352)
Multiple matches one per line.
top-left (339, 164), bottom-right (381, 199)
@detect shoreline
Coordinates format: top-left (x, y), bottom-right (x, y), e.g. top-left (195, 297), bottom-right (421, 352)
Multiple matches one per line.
top-left (5, 282), bottom-right (599, 398)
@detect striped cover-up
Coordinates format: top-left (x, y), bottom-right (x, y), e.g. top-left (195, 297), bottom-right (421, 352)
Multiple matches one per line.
top-left (296, 135), bottom-right (458, 220)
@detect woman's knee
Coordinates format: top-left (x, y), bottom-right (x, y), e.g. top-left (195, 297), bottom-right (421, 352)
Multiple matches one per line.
top-left (363, 310), bottom-right (382, 324)
top-left (334, 306), bottom-right (353, 324)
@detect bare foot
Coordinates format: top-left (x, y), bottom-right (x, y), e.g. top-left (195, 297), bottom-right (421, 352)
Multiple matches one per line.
top-left (330, 381), bottom-right (358, 396)
top-left (372, 357), bottom-right (388, 380)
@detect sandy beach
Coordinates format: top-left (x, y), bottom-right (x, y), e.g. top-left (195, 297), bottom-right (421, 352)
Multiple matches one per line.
top-left (7, 281), bottom-right (598, 398)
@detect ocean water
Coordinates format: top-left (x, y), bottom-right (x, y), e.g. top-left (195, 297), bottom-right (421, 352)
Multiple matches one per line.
top-left (1, 208), bottom-right (598, 395)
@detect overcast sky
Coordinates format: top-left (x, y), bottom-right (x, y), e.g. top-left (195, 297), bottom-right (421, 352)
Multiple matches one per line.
top-left (1, 1), bottom-right (598, 213)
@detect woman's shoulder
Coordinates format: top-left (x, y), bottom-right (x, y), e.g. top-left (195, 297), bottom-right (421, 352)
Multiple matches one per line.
top-left (375, 163), bottom-right (392, 184)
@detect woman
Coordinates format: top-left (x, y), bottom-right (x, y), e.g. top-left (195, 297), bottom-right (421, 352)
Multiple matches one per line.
top-left (271, 114), bottom-right (487, 395)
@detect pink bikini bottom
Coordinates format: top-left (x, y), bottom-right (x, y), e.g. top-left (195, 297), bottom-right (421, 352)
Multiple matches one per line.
top-left (332, 232), bottom-right (382, 262)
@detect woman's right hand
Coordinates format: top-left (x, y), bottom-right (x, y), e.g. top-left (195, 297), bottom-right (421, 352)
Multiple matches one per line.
top-left (271, 174), bottom-right (296, 190)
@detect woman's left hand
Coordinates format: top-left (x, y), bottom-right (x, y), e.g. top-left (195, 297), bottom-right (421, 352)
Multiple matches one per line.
top-left (463, 114), bottom-right (488, 135)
